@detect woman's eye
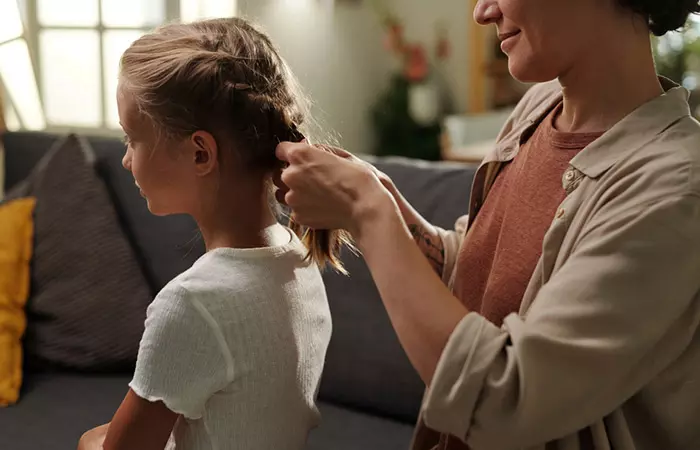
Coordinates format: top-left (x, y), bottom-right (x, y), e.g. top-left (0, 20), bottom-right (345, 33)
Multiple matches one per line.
top-left (123, 135), bottom-right (132, 146)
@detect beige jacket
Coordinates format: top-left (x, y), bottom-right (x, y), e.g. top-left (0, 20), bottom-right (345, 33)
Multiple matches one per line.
top-left (415, 79), bottom-right (700, 450)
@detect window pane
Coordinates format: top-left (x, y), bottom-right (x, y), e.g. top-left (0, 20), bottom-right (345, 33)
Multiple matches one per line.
top-left (40, 30), bottom-right (101, 127)
top-left (0, 0), bottom-right (24, 44)
top-left (103, 30), bottom-right (141, 128)
top-left (180, 0), bottom-right (237, 22)
top-left (101, 0), bottom-right (164, 27)
top-left (38, 0), bottom-right (98, 26)
top-left (3, 94), bottom-right (21, 131)
top-left (0, 39), bottom-right (45, 130)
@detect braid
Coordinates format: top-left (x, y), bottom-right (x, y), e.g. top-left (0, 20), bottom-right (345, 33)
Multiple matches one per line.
top-left (120, 17), bottom-right (352, 273)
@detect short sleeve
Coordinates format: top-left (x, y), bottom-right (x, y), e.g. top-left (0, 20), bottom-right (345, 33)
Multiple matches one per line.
top-left (129, 285), bottom-right (234, 419)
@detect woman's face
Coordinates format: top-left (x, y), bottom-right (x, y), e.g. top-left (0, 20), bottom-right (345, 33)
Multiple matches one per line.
top-left (474, 0), bottom-right (615, 82)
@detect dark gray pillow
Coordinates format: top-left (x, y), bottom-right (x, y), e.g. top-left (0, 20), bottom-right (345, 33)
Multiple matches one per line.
top-left (20, 134), bottom-right (151, 371)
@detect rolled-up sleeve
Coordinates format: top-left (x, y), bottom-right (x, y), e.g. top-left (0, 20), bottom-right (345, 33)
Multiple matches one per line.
top-left (437, 214), bottom-right (469, 285)
top-left (422, 193), bottom-right (700, 449)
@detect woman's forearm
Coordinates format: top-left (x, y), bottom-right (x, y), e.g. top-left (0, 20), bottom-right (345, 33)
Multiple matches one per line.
top-left (355, 191), bottom-right (468, 384)
top-left (383, 180), bottom-right (446, 275)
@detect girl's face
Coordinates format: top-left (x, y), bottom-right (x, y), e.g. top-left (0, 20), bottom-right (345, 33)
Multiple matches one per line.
top-left (117, 84), bottom-right (199, 216)
top-left (474, 0), bottom-right (621, 82)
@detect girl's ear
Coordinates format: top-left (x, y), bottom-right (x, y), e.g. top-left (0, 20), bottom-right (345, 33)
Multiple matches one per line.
top-left (189, 131), bottom-right (218, 176)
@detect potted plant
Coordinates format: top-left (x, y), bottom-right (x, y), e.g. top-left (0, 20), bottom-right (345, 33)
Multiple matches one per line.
top-left (368, 0), bottom-right (451, 160)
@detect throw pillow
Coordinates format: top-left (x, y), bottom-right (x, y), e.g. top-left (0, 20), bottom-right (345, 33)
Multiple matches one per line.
top-left (20, 134), bottom-right (151, 371)
top-left (0, 139), bottom-right (5, 199)
top-left (0, 198), bottom-right (36, 406)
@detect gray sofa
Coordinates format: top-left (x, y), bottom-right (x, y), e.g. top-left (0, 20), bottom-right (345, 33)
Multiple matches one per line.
top-left (0, 131), bottom-right (476, 450)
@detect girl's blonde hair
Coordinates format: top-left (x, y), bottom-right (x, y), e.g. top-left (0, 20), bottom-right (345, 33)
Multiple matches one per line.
top-left (120, 17), bottom-right (351, 273)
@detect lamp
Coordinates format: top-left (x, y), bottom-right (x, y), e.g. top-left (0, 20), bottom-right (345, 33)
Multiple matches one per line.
top-left (0, 0), bottom-right (46, 130)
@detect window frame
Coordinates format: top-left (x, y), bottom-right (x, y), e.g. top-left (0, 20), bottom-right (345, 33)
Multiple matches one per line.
top-left (21, 0), bottom-right (181, 136)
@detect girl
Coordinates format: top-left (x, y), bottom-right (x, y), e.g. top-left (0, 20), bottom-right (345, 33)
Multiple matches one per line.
top-left (79, 17), bottom-right (347, 450)
top-left (276, 0), bottom-right (700, 449)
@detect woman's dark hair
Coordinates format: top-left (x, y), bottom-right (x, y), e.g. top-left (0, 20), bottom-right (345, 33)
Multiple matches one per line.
top-left (617, 0), bottom-right (700, 36)
top-left (120, 17), bottom-right (352, 273)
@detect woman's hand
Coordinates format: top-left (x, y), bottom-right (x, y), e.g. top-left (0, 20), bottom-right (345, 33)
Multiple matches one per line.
top-left (78, 423), bottom-right (109, 450)
top-left (274, 143), bottom-right (395, 203)
top-left (275, 142), bottom-right (397, 239)
top-left (316, 144), bottom-right (395, 190)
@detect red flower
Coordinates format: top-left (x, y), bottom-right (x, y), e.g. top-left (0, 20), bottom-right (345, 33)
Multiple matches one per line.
top-left (404, 44), bottom-right (429, 82)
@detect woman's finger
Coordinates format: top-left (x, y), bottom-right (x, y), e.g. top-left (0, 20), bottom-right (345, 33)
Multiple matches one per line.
top-left (275, 141), bottom-right (296, 163)
top-left (316, 144), bottom-right (353, 159)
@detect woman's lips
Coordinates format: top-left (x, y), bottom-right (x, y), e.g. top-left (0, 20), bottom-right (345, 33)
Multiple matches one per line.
top-left (499, 30), bottom-right (521, 53)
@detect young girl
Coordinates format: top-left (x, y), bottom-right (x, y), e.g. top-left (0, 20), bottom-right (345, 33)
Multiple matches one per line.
top-left (78, 17), bottom-right (348, 450)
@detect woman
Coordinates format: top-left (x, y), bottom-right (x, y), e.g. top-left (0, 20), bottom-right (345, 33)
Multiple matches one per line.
top-left (276, 0), bottom-right (700, 449)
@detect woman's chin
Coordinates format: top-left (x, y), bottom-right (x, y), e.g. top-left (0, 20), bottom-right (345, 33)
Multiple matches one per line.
top-left (508, 56), bottom-right (558, 84)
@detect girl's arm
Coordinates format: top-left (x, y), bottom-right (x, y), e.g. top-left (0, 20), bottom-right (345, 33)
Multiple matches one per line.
top-left (104, 389), bottom-right (178, 449)
top-left (77, 390), bottom-right (178, 450)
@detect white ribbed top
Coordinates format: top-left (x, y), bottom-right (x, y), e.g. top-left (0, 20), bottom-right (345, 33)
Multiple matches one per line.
top-left (129, 225), bottom-right (332, 450)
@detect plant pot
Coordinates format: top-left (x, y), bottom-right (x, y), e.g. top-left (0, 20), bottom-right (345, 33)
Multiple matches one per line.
top-left (408, 80), bottom-right (441, 126)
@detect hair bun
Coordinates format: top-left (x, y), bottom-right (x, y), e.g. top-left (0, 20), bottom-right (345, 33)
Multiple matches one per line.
top-left (618, 0), bottom-right (700, 35)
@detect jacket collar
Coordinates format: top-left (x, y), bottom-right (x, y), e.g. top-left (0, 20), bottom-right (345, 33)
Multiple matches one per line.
top-left (486, 78), bottom-right (692, 179)
top-left (570, 78), bottom-right (691, 178)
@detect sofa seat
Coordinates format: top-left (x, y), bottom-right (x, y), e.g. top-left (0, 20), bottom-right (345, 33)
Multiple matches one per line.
top-left (0, 374), bottom-right (415, 449)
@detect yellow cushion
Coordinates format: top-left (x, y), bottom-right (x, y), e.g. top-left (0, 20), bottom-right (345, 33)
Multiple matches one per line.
top-left (0, 197), bottom-right (36, 406)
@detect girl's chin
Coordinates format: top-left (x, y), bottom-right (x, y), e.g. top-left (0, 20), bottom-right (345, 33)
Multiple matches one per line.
top-left (144, 199), bottom-right (176, 217)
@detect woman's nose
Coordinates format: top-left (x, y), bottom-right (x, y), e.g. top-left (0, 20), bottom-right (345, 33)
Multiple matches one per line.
top-left (122, 147), bottom-right (132, 171)
top-left (474, 0), bottom-right (501, 25)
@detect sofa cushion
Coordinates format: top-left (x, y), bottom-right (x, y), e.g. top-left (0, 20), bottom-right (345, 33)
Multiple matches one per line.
top-left (2, 131), bottom-right (204, 293)
top-left (17, 134), bottom-right (151, 371)
top-left (318, 157), bottom-right (476, 423)
top-left (307, 403), bottom-right (414, 450)
top-left (0, 374), bottom-right (414, 450)
top-left (0, 198), bottom-right (35, 406)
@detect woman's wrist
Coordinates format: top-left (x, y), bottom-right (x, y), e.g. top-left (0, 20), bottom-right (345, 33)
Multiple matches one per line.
top-left (350, 180), bottom-right (405, 249)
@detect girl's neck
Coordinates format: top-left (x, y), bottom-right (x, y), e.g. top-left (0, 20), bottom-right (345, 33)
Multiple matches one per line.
top-left (556, 27), bottom-right (663, 134)
top-left (196, 179), bottom-right (281, 252)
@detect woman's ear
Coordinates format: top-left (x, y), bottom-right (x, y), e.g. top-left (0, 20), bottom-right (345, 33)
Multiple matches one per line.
top-left (189, 131), bottom-right (218, 176)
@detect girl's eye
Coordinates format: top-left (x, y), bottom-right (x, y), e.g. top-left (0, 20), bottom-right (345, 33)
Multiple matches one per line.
top-left (123, 135), bottom-right (132, 146)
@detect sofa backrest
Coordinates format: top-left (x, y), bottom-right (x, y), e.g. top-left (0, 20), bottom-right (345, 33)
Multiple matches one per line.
top-left (3, 131), bottom-right (476, 424)
top-left (3, 131), bottom-right (204, 295)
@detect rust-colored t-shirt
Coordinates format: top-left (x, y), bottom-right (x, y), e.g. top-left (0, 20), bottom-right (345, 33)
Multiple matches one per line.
top-left (453, 103), bottom-right (603, 327)
top-left (436, 104), bottom-right (603, 450)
